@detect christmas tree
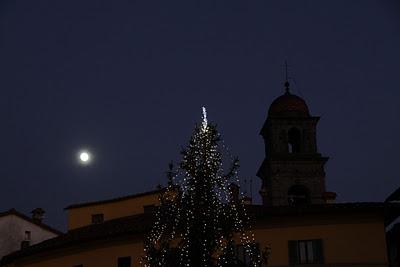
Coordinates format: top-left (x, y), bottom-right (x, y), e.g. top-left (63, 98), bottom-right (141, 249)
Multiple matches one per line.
top-left (142, 108), bottom-right (261, 267)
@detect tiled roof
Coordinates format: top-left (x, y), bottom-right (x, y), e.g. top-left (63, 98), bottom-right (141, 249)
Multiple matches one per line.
top-left (2, 202), bottom-right (400, 265)
top-left (0, 209), bottom-right (62, 235)
top-left (64, 189), bottom-right (163, 210)
top-left (268, 91), bottom-right (310, 118)
top-left (0, 213), bottom-right (154, 265)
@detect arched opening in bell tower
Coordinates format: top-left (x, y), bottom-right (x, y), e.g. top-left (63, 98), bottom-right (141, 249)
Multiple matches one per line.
top-left (288, 127), bottom-right (301, 153)
top-left (288, 185), bottom-right (310, 206)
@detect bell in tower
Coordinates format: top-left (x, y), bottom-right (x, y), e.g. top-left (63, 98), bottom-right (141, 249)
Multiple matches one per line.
top-left (257, 81), bottom-right (333, 206)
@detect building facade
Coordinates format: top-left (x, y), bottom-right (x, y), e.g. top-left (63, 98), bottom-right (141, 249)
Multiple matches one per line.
top-left (1, 81), bottom-right (399, 267)
top-left (0, 209), bottom-right (61, 260)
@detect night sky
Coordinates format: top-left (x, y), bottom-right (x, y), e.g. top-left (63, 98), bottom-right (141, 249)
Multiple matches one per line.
top-left (1, 1), bottom-right (399, 231)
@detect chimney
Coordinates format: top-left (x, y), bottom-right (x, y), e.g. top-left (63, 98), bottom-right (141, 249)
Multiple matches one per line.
top-left (228, 183), bottom-right (240, 204)
top-left (31, 208), bottom-right (45, 223)
top-left (323, 192), bottom-right (337, 204)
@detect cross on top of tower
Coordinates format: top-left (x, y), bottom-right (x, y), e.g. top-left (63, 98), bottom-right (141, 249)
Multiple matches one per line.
top-left (284, 60), bottom-right (290, 94)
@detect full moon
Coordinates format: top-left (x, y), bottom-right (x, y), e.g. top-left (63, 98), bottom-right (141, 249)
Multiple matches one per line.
top-left (79, 151), bottom-right (91, 164)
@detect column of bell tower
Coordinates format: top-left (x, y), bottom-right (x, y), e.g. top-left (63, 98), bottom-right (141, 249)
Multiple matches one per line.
top-left (257, 81), bottom-right (331, 206)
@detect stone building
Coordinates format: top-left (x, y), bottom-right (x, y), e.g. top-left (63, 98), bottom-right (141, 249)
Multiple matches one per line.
top-left (257, 81), bottom-right (334, 206)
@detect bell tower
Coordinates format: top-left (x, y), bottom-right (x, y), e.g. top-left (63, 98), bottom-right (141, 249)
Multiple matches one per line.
top-left (257, 81), bottom-right (331, 206)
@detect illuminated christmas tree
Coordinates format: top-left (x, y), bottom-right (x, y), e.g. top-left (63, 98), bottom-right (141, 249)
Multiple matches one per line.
top-left (142, 108), bottom-right (261, 267)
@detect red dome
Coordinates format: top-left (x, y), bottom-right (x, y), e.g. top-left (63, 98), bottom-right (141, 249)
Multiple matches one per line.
top-left (268, 92), bottom-right (310, 117)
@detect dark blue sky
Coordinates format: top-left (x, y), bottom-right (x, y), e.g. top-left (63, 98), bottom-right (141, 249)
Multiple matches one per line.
top-left (1, 1), bottom-right (399, 230)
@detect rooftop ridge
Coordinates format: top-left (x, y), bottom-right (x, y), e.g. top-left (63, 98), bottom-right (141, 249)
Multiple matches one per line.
top-left (2, 202), bottom-right (400, 266)
top-left (0, 208), bottom-right (62, 235)
top-left (64, 188), bottom-right (164, 210)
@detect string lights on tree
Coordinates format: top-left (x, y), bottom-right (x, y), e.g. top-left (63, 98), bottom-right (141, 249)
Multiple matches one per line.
top-left (142, 108), bottom-right (261, 267)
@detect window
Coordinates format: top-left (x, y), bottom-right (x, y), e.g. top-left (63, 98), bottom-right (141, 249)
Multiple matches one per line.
top-left (236, 244), bottom-right (260, 267)
top-left (25, 231), bottom-right (31, 241)
top-left (118, 256), bottom-right (131, 267)
top-left (288, 127), bottom-right (301, 153)
top-left (288, 239), bottom-right (324, 265)
top-left (21, 231), bottom-right (32, 249)
top-left (143, 204), bottom-right (156, 213)
top-left (91, 214), bottom-right (104, 224)
top-left (288, 185), bottom-right (310, 206)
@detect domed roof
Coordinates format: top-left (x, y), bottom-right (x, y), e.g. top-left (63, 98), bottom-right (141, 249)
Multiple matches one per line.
top-left (268, 85), bottom-right (310, 117)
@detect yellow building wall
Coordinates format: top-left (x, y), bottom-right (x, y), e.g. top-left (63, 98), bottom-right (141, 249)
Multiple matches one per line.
top-left (253, 216), bottom-right (388, 267)
top-left (254, 219), bottom-right (388, 267)
top-left (67, 193), bottom-right (159, 230)
top-left (12, 238), bottom-right (144, 267)
top-left (7, 217), bottom-right (388, 267)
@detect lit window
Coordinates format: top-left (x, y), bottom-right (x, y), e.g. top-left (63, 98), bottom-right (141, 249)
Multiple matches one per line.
top-left (288, 239), bottom-right (324, 265)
